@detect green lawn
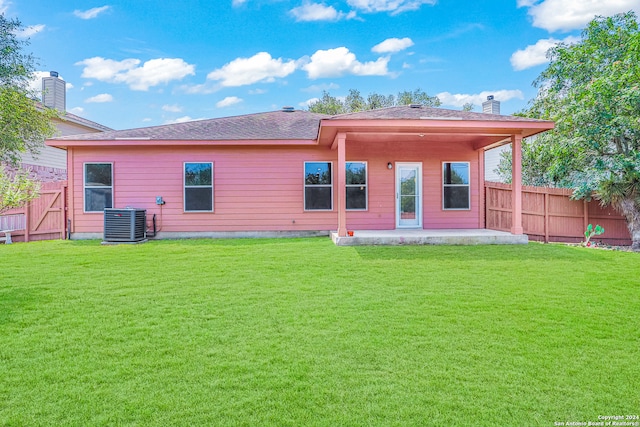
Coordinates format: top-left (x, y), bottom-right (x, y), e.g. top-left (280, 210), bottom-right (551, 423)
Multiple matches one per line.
top-left (0, 239), bottom-right (638, 426)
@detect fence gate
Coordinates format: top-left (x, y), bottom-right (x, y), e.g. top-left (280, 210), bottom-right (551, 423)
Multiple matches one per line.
top-left (1, 181), bottom-right (68, 243)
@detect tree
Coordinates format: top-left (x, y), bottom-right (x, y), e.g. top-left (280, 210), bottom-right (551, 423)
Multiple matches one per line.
top-left (308, 88), bottom-right (441, 115)
top-left (500, 12), bottom-right (640, 249)
top-left (0, 166), bottom-right (40, 214)
top-left (1, 14), bottom-right (57, 165)
top-left (308, 91), bottom-right (346, 115)
top-left (396, 88), bottom-right (440, 107)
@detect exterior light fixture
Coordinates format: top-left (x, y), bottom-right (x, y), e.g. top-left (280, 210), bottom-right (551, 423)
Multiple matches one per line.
top-left (387, 162), bottom-right (393, 170)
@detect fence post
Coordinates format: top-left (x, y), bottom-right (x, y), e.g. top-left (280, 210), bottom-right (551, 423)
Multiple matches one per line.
top-left (583, 200), bottom-right (589, 236)
top-left (544, 192), bottom-right (549, 243)
top-left (24, 203), bottom-right (30, 243)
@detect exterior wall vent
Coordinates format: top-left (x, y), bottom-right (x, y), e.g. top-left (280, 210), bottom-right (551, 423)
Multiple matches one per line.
top-left (282, 106), bottom-right (295, 112)
top-left (104, 208), bottom-right (146, 242)
top-left (409, 104), bottom-right (422, 108)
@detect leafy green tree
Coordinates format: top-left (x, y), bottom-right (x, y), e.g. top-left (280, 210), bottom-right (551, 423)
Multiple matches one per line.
top-left (308, 91), bottom-right (346, 115)
top-left (366, 92), bottom-right (395, 110)
top-left (344, 89), bottom-right (366, 113)
top-left (0, 166), bottom-right (40, 214)
top-left (396, 88), bottom-right (441, 107)
top-left (1, 14), bottom-right (57, 165)
top-left (308, 88), bottom-right (440, 115)
top-left (462, 102), bottom-right (474, 112)
top-left (500, 12), bottom-right (640, 248)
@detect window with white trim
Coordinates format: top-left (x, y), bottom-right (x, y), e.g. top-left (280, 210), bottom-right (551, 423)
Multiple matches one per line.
top-left (346, 161), bottom-right (367, 210)
top-left (84, 163), bottom-right (113, 212)
top-left (184, 162), bottom-right (213, 212)
top-left (304, 162), bottom-right (332, 210)
top-left (443, 162), bottom-right (470, 210)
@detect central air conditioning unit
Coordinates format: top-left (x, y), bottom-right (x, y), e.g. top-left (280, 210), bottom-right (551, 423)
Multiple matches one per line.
top-left (104, 208), bottom-right (146, 242)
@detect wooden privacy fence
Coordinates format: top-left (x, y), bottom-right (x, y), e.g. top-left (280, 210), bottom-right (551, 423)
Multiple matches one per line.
top-left (485, 181), bottom-right (631, 245)
top-left (0, 181), bottom-right (68, 243)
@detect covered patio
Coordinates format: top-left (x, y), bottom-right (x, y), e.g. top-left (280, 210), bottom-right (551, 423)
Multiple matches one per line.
top-left (331, 228), bottom-right (528, 246)
top-left (317, 105), bottom-right (554, 245)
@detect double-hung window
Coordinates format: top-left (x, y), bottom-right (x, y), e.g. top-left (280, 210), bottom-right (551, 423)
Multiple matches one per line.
top-left (84, 163), bottom-right (113, 212)
top-left (304, 162), bottom-right (332, 210)
top-left (346, 161), bottom-right (367, 210)
top-left (184, 162), bottom-right (213, 212)
top-left (443, 162), bottom-right (470, 210)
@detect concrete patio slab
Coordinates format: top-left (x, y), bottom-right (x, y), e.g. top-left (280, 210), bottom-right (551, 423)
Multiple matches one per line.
top-left (331, 229), bottom-right (528, 246)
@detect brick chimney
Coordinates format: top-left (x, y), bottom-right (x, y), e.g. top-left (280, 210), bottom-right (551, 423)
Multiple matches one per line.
top-left (482, 95), bottom-right (500, 115)
top-left (42, 71), bottom-right (66, 111)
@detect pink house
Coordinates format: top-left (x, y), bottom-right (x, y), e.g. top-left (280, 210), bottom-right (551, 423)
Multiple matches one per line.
top-left (46, 105), bottom-right (553, 244)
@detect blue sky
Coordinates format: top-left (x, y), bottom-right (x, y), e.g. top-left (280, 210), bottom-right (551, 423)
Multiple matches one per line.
top-left (4, 0), bottom-right (638, 130)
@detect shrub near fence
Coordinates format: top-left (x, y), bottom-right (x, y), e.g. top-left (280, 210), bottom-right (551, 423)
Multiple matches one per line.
top-left (485, 181), bottom-right (631, 245)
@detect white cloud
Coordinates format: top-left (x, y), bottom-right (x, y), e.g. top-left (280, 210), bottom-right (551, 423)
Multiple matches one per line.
top-left (85, 93), bottom-right (114, 103)
top-left (232, 0), bottom-right (247, 6)
top-left (162, 104), bottom-right (183, 112)
top-left (73, 5), bottom-right (111, 19)
top-left (290, 2), bottom-right (356, 21)
top-left (142, 118), bottom-right (153, 122)
top-left (510, 36), bottom-right (580, 71)
top-left (178, 83), bottom-right (218, 95)
top-left (207, 52), bottom-right (297, 87)
top-left (216, 96), bottom-right (243, 108)
top-left (0, 0), bottom-right (9, 14)
top-left (519, 0), bottom-right (639, 32)
top-left (347, 0), bottom-right (436, 15)
top-left (28, 71), bottom-right (50, 95)
top-left (436, 90), bottom-right (524, 108)
top-left (302, 47), bottom-right (390, 79)
top-left (68, 107), bottom-right (85, 115)
top-left (302, 82), bottom-right (340, 93)
top-left (248, 88), bottom-right (267, 94)
top-left (165, 116), bottom-right (204, 124)
top-left (300, 97), bottom-right (320, 108)
top-left (15, 24), bottom-right (45, 38)
top-left (76, 57), bottom-right (195, 91)
top-left (371, 37), bottom-right (414, 53)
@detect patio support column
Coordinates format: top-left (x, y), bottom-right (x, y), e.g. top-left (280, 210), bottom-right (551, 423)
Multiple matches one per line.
top-left (511, 134), bottom-right (524, 235)
top-left (336, 132), bottom-right (347, 237)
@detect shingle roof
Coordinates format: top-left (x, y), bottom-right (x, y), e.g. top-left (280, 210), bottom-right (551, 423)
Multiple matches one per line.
top-left (53, 110), bottom-right (329, 141)
top-left (60, 112), bottom-right (113, 132)
top-left (50, 105), bottom-right (551, 143)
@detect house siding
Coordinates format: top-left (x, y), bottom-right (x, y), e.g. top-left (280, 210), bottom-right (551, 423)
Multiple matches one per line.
top-left (69, 139), bottom-right (483, 235)
top-left (13, 116), bottom-right (109, 182)
top-left (70, 145), bottom-right (338, 234)
top-left (347, 140), bottom-right (481, 230)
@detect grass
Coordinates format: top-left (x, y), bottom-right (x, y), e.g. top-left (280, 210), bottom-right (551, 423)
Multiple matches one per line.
top-left (0, 238), bottom-right (638, 426)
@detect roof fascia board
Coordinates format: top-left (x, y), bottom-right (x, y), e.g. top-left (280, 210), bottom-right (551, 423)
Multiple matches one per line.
top-left (45, 138), bottom-right (320, 148)
top-left (322, 118), bottom-right (554, 131)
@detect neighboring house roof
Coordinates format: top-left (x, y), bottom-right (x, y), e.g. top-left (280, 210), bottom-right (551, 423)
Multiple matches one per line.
top-left (58, 112), bottom-right (113, 132)
top-left (47, 106), bottom-right (553, 151)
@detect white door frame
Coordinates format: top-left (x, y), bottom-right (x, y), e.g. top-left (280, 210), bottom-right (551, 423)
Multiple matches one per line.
top-left (395, 162), bottom-right (423, 228)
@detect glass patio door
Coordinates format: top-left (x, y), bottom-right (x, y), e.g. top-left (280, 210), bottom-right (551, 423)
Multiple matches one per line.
top-left (396, 163), bottom-right (423, 228)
